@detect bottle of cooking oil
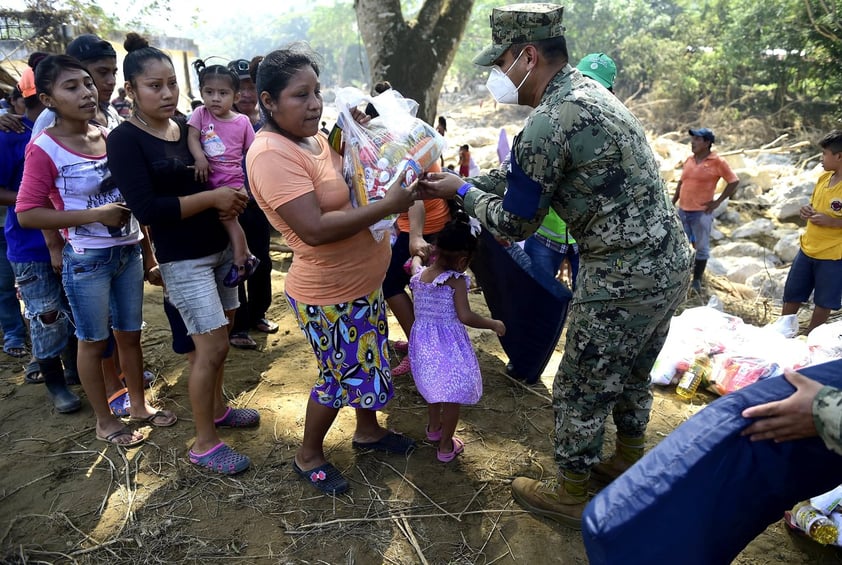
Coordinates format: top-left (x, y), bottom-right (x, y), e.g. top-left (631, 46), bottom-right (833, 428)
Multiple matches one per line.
top-left (792, 501), bottom-right (839, 545)
top-left (676, 354), bottom-right (711, 399)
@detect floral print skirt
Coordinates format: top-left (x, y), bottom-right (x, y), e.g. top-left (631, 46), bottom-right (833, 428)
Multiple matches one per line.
top-left (287, 288), bottom-right (393, 410)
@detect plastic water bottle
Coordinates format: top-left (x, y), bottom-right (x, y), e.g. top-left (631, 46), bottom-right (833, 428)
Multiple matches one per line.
top-left (676, 355), bottom-right (711, 399)
top-left (793, 501), bottom-right (839, 545)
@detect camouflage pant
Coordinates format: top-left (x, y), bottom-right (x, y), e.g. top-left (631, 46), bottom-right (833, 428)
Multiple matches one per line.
top-left (553, 278), bottom-right (689, 473)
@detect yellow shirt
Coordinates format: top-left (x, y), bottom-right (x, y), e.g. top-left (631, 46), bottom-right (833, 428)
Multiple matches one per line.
top-left (802, 171), bottom-right (842, 260)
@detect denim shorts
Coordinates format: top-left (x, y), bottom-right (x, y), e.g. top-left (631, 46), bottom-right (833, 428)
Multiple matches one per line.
top-left (11, 260), bottom-right (73, 359)
top-left (159, 247), bottom-right (239, 335)
top-left (783, 250), bottom-right (842, 310)
top-left (61, 243), bottom-right (144, 341)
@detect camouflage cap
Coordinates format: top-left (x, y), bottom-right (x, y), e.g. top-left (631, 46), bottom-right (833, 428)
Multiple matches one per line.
top-left (473, 3), bottom-right (565, 67)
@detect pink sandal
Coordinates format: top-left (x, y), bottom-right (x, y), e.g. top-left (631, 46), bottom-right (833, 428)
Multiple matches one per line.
top-left (436, 436), bottom-right (464, 463)
top-left (425, 425), bottom-right (442, 442)
top-left (392, 356), bottom-right (411, 377)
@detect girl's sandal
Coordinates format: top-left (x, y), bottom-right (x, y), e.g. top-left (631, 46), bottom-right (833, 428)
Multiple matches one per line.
top-left (436, 436), bottom-right (464, 463)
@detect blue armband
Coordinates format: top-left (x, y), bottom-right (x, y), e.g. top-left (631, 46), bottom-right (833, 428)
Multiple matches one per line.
top-left (457, 182), bottom-right (472, 199)
top-left (503, 151), bottom-right (543, 219)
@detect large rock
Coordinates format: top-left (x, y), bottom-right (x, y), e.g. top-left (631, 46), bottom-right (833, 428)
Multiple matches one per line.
top-left (769, 196), bottom-right (810, 221)
top-left (746, 267), bottom-right (791, 299)
top-left (710, 241), bottom-right (779, 260)
top-left (731, 218), bottom-right (776, 239)
top-left (707, 255), bottom-right (781, 284)
top-left (774, 231), bottom-right (801, 263)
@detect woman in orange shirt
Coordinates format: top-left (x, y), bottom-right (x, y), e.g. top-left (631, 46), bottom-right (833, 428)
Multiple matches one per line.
top-left (246, 45), bottom-right (417, 495)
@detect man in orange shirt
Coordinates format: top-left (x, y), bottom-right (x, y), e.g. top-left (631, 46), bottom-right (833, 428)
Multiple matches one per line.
top-left (672, 128), bottom-right (739, 292)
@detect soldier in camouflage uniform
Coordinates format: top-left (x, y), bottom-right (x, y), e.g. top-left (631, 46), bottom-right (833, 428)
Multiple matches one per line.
top-left (743, 368), bottom-right (842, 455)
top-left (419, 2), bottom-right (693, 529)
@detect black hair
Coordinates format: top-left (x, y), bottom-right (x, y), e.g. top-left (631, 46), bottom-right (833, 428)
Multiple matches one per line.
top-left (27, 51), bottom-right (49, 70)
top-left (255, 43), bottom-right (321, 122)
top-left (373, 80), bottom-right (392, 94)
top-left (34, 54), bottom-right (90, 97)
top-left (437, 116), bottom-right (447, 130)
top-left (436, 210), bottom-right (479, 267)
top-left (460, 144), bottom-right (469, 151)
top-left (193, 59), bottom-right (240, 91)
top-left (122, 32), bottom-right (174, 87)
top-left (819, 131), bottom-right (842, 154)
top-left (248, 56), bottom-right (263, 83)
top-left (10, 85), bottom-right (22, 101)
top-left (511, 35), bottom-right (569, 65)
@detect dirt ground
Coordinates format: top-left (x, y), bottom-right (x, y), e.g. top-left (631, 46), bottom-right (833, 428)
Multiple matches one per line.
top-left (1, 242), bottom-right (841, 565)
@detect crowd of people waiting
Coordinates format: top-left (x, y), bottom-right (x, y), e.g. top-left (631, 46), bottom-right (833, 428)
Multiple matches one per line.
top-left (2, 4), bottom-right (842, 545)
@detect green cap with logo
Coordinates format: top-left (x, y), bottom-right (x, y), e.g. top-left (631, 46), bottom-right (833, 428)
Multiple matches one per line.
top-left (473, 3), bottom-right (566, 67)
top-left (576, 53), bottom-right (617, 89)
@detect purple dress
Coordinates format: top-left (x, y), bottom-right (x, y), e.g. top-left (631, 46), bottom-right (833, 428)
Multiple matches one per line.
top-left (408, 269), bottom-right (482, 404)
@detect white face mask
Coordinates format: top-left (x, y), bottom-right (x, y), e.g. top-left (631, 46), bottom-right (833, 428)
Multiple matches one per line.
top-left (485, 50), bottom-right (531, 105)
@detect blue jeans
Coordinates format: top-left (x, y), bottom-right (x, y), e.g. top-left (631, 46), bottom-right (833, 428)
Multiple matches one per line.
top-left (524, 235), bottom-right (580, 293)
top-left (677, 209), bottom-right (713, 261)
top-left (61, 244), bottom-right (144, 341)
top-left (11, 260), bottom-right (72, 360)
top-left (0, 224), bottom-right (27, 352)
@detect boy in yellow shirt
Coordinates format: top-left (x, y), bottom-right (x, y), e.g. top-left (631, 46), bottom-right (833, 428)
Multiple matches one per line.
top-left (782, 131), bottom-right (842, 332)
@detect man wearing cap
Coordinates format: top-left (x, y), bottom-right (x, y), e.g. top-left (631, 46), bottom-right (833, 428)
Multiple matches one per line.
top-left (577, 52), bottom-right (617, 91)
top-left (420, 3), bottom-right (692, 528)
top-left (672, 128), bottom-right (739, 292)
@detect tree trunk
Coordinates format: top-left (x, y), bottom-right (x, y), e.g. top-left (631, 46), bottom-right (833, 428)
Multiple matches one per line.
top-left (354, 0), bottom-right (474, 124)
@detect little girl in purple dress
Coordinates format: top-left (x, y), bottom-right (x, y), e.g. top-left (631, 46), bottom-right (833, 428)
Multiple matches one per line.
top-left (409, 213), bottom-right (506, 462)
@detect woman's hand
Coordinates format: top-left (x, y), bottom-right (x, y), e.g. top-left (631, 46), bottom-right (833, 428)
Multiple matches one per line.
top-left (97, 203), bottom-right (133, 227)
top-left (409, 235), bottom-right (431, 261)
top-left (213, 187), bottom-right (249, 221)
top-left (0, 113), bottom-right (26, 134)
top-left (144, 264), bottom-right (164, 286)
top-left (349, 107), bottom-right (371, 126)
top-left (48, 246), bottom-right (63, 275)
top-left (382, 170), bottom-right (418, 215)
top-left (418, 172), bottom-right (464, 200)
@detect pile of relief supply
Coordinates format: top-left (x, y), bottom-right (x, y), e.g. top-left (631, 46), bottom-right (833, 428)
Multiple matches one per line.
top-left (649, 302), bottom-right (822, 396)
top-left (335, 87), bottom-right (445, 236)
top-left (785, 485), bottom-right (842, 546)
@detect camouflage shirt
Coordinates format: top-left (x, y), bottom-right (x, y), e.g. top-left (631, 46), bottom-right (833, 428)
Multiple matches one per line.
top-left (814, 386), bottom-right (842, 455)
top-left (463, 65), bottom-right (693, 301)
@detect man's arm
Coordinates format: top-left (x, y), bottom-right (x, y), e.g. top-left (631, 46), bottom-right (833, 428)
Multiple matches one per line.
top-left (672, 180), bottom-right (682, 205)
top-left (705, 180), bottom-right (738, 213)
top-left (740, 369), bottom-right (841, 453)
top-left (0, 187), bottom-right (16, 206)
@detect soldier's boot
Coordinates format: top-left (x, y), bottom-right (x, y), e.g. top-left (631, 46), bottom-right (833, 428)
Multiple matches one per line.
top-left (691, 259), bottom-right (707, 292)
top-left (511, 470), bottom-right (590, 530)
top-left (591, 434), bottom-right (645, 486)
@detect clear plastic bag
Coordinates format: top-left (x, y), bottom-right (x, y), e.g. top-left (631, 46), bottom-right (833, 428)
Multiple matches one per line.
top-left (334, 87), bottom-right (445, 236)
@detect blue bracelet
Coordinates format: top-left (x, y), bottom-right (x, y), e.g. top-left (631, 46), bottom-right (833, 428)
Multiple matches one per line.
top-left (457, 182), bottom-right (472, 198)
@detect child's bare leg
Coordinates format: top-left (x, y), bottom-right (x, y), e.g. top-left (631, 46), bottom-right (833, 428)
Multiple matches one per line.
top-left (807, 306), bottom-right (831, 334)
top-left (222, 217), bottom-right (250, 266)
top-left (438, 402), bottom-right (460, 453)
top-left (427, 403), bottom-right (442, 436)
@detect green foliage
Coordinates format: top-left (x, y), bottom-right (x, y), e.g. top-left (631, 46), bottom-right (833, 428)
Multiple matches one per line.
top-left (26, 0), bottom-right (839, 130)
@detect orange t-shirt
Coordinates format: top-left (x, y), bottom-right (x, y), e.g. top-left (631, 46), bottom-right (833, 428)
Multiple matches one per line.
top-left (246, 131), bottom-right (390, 305)
top-left (395, 162), bottom-right (450, 234)
top-left (678, 152), bottom-right (738, 211)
